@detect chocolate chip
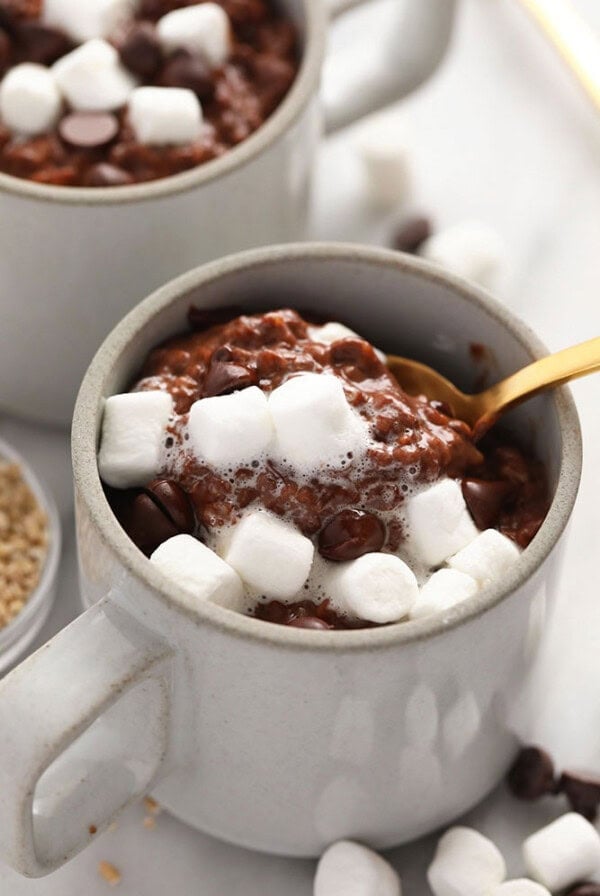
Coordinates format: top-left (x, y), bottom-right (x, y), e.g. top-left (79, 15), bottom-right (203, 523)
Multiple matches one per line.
top-left (566, 885), bottom-right (600, 896)
top-left (158, 51), bottom-right (213, 100)
top-left (83, 163), bottom-right (133, 187)
top-left (203, 358), bottom-right (255, 397)
top-left (15, 21), bottom-right (71, 64)
top-left (59, 112), bottom-right (120, 149)
top-left (119, 22), bottom-right (162, 78)
top-left (0, 27), bottom-right (11, 74)
top-left (393, 215), bottom-right (432, 254)
top-left (462, 478), bottom-right (515, 530)
top-left (124, 492), bottom-right (180, 556)
top-left (559, 772), bottom-right (600, 821)
top-left (144, 479), bottom-right (195, 534)
top-left (289, 616), bottom-right (331, 630)
top-left (507, 746), bottom-right (556, 800)
top-left (318, 509), bottom-right (386, 562)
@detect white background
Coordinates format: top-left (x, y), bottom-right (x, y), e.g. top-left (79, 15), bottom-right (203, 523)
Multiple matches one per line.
top-left (1, 0), bottom-right (599, 891)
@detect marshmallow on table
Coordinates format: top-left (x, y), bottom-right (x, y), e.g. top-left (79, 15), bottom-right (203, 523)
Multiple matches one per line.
top-left (523, 813), bottom-right (600, 892)
top-left (188, 386), bottom-right (273, 468)
top-left (410, 568), bottom-right (478, 620)
top-left (53, 39), bottom-right (137, 112)
top-left (43, 0), bottom-right (137, 43)
top-left (489, 881), bottom-right (551, 896)
top-left (269, 373), bottom-right (368, 471)
top-left (0, 64), bottom-right (62, 136)
top-left (220, 510), bottom-right (313, 600)
top-left (157, 3), bottom-right (231, 68)
top-left (98, 390), bottom-right (173, 489)
top-left (419, 222), bottom-right (506, 290)
top-left (427, 826), bottom-right (506, 896)
top-left (314, 841), bottom-right (401, 896)
top-left (326, 552), bottom-right (418, 624)
top-left (448, 529), bottom-right (520, 589)
top-left (128, 86), bottom-right (203, 146)
top-left (406, 478), bottom-right (478, 568)
top-left (356, 114), bottom-right (412, 209)
top-left (309, 322), bottom-right (387, 364)
top-left (151, 534), bottom-right (244, 611)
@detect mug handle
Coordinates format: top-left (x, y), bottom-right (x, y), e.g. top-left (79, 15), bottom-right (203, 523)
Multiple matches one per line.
top-left (323, 0), bottom-right (458, 133)
top-left (0, 596), bottom-right (172, 878)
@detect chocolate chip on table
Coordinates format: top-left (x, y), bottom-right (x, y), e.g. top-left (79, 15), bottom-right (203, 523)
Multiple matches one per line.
top-left (318, 509), bottom-right (386, 562)
top-left (158, 51), bottom-right (213, 100)
top-left (203, 358), bottom-right (255, 397)
top-left (59, 112), bottom-right (120, 149)
top-left (566, 885), bottom-right (600, 896)
top-left (558, 772), bottom-right (600, 821)
top-left (507, 746), bottom-right (556, 800)
top-left (393, 215), bottom-right (433, 254)
top-left (289, 616), bottom-right (332, 630)
top-left (462, 478), bottom-right (515, 530)
top-left (14, 22), bottom-right (71, 64)
top-left (144, 479), bottom-right (195, 534)
top-left (119, 22), bottom-right (162, 79)
top-left (83, 163), bottom-right (133, 187)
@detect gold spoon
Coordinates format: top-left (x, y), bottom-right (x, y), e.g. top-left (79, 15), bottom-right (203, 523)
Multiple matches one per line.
top-left (387, 336), bottom-right (600, 436)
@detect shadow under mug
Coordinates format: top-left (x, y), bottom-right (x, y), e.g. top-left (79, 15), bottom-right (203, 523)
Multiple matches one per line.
top-left (0, 244), bottom-right (581, 878)
top-left (0, 0), bottom-right (457, 426)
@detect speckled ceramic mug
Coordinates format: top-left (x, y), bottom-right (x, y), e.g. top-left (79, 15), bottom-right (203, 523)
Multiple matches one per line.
top-left (0, 245), bottom-right (581, 878)
top-left (0, 0), bottom-right (457, 426)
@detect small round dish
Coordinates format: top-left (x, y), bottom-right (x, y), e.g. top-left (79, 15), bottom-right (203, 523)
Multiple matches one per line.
top-left (0, 436), bottom-right (61, 675)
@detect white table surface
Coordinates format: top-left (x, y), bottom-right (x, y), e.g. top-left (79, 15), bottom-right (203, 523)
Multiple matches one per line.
top-left (1, 0), bottom-right (599, 891)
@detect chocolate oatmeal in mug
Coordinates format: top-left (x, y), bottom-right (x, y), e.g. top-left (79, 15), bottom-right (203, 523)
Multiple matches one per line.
top-left (0, 0), bottom-right (298, 186)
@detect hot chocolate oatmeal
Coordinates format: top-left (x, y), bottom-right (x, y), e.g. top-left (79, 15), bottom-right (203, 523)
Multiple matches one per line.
top-left (98, 308), bottom-right (549, 629)
top-left (0, 0), bottom-right (298, 186)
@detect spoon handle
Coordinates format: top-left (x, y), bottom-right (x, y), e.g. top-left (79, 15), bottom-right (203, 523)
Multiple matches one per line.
top-left (478, 336), bottom-right (600, 417)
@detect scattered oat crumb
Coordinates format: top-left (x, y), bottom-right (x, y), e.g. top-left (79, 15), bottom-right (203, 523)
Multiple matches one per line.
top-left (0, 461), bottom-right (48, 629)
top-left (89, 824), bottom-right (97, 835)
top-left (98, 861), bottom-right (121, 886)
top-left (143, 815), bottom-right (156, 830)
top-left (143, 796), bottom-right (161, 815)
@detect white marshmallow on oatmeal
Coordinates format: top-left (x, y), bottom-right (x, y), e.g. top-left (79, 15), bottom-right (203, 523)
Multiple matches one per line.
top-left (43, 0), bottom-right (137, 43)
top-left (188, 385), bottom-right (273, 468)
top-left (269, 373), bottom-right (368, 470)
top-left (523, 813), bottom-right (600, 892)
top-left (157, 3), bottom-right (231, 68)
top-left (310, 322), bottom-right (387, 364)
top-left (98, 390), bottom-right (173, 489)
top-left (419, 222), bottom-right (506, 289)
top-left (314, 840), bottom-right (401, 896)
top-left (0, 64), bottom-right (62, 136)
top-left (448, 529), bottom-right (520, 589)
top-left (489, 881), bottom-right (551, 896)
top-left (356, 114), bottom-right (412, 209)
top-left (151, 535), bottom-right (244, 611)
top-left (406, 478), bottom-right (478, 568)
top-left (220, 510), bottom-right (314, 600)
top-left (326, 552), bottom-right (418, 624)
top-left (410, 569), bottom-right (478, 620)
top-left (53, 39), bottom-right (137, 112)
top-left (128, 86), bottom-right (202, 145)
top-left (427, 826), bottom-right (506, 896)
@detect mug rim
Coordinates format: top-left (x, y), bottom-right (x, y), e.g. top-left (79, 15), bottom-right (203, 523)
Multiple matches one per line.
top-left (72, 243), bottom-right (583, 651)
top-left (0, 0), bottom-right (326, 207)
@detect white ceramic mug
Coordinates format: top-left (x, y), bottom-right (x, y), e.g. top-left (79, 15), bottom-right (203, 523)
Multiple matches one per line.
top-left (0, 244), bottom-right (582, 878)
top-left (0, 0), bottom-right (456, 426)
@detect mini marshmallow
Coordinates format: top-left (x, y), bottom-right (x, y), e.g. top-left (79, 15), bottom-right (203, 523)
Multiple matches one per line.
top-left (356, 114), bottom-right (412, 209)
top-left (150, 534), bottom-right (244, 611)
top-left (269, 373), bottom-right (368, 471)
top-left (523, 813), bottom-right (600, 892)
top-left (489, 881), bottom-right (551, 896)
top-left (448, 529), bottom-right (521, 589)
top-left (98, 390), bottom-right (173, 489)
top-left (310, 322), bottom-right (387, 364)
top-left (326, 552), bottom-right (418, 624)
top-left (406, 478), bottom-right (478, 568)
top-left (411, 568), bottom-right (478, 620)
top-left (314, 840), bottom-right (401, 896)
top-left (220, 510), bottom-right (313, 600)
top-left (419, 222), bottom-right (506, 289)
top-left (157, 3), bottom-right (231, 68)
top-left (0, 64), bottom-right (62, 136)
top-left (53, 39), bottom-right (137, 112)
top-left (128, 86), bottom-right (202, 146)
top-left (427, 826), bottom-right (506, 896)
top-left (188, 386), bottom-right (273, 468)
top-left (43, 0), bottom-right (136, 43)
